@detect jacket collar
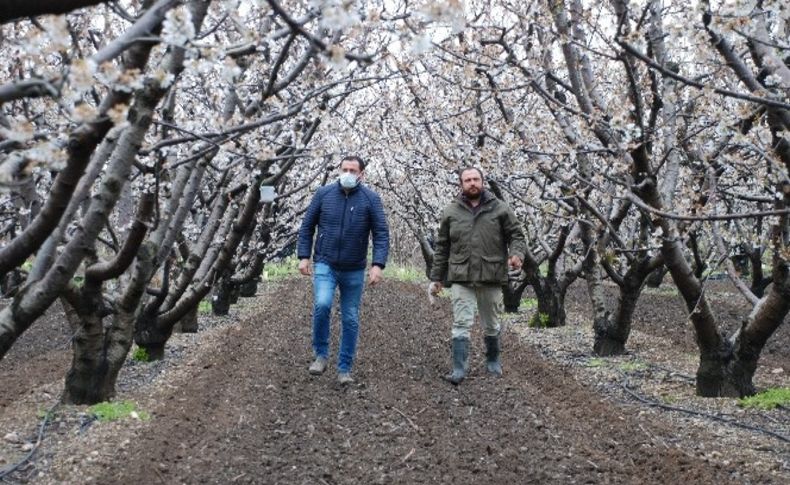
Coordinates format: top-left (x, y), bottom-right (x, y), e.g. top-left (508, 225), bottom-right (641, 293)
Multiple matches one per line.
top-left (457, 189), bottom-right (494, 208)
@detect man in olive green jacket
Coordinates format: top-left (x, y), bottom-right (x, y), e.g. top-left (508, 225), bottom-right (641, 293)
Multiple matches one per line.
top-left (429, 167), bottom-right (526, 384)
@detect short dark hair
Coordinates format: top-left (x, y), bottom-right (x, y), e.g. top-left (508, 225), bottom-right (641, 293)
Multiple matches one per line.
top-left (458, 166), bottom-right (484, 182)
top-left (340, 155), bottom-right (366, 172)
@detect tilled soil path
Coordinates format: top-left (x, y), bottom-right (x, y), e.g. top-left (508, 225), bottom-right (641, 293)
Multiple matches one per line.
top-left (1, 278), bottom-right (788, 484)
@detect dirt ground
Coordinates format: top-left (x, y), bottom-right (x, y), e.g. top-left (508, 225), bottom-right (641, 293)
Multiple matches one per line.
top-left (0, 277), bottom-right (788, 484)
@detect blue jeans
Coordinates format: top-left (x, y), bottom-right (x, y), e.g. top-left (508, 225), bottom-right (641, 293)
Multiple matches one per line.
top-left (312, 263), bottom-right (365, 373)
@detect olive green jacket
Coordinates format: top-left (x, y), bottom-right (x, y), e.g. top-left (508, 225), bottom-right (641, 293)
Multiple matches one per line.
top-left (430, 191), bottom-right (526, 285)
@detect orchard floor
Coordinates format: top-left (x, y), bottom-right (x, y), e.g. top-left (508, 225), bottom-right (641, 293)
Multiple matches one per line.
top-left (1, 277), bottom-right (788, 484)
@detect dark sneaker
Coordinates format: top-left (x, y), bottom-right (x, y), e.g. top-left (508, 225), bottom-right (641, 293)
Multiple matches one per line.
top-left (337, 372), bottom-right (354, 385)
top-left (309, 357), bottom-right (327, 375)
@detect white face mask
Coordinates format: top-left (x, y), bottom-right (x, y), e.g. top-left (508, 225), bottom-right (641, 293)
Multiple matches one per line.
top-left (339, 172), bottom-right (359, 189)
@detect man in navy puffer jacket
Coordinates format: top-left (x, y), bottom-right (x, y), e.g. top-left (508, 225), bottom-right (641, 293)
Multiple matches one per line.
top-left (297, 155), bottom-right (389, 384)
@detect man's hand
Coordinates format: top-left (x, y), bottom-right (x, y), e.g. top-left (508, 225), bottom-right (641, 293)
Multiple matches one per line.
top-left (368, 265), bottom-right (383, 286)
top-left (427, 281), bottom-right (442, 304)
top-left (508, 255), bottom-right (523, 270)
top-left (298, 258), bottom-right (312, 276)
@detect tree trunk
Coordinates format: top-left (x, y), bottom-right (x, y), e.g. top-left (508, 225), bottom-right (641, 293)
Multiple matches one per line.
top-left (135, 326), bottom-right (167, 360)
top-left (212, 287), bottom-right (232, 316)
top-left (661, 231), bottom-right (729, 397)
top-left (731, 251), bottom-right (750, 277)
top-left (61, 296), bottom-right (112, 405)
top-left (230, 282), bottom-right (240, 304)
top-left (239, 280), bottom-right (258, 297)
top-left (0, 270), bottom-right (23, 297)
top-left (584, 254), bottom-right (611, 350)
top-left (700, 275), bottom-right (789, 397)
top-left (14, 176), bottom-right (40, 230)
top-left (593, 257), bottom-right (655, 356)
top-left (502, 277), bottom-right (528, 313)
top-left (233, 254), bottom-right (265, 297)
top-left (593, 281), bottom-right (642, 356)
top-left (531, 278), bottom-right (567, 327)
top-left (134, 312), bottom-right (169, 361)
top-left (418, 233), bottom-right (435, 280)
top-left (645, 265), bottom-right (667, 288)
top-left (748, 249), bottom-right (771, 297)
top-left (62, 318), bottom-right (134, 404)
top-left (174, 305), bottom-right (198, 333)
top-left (212, 268), bottom-right (236, 316)
top-left (61, 287), bottom-right (136, 404)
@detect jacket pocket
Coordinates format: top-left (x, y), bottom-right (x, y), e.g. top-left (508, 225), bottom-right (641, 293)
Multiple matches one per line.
top-left (481, 254), bottom-right (506, 282)
top-left (448, 253), bottom-right (470, 281)
top-left (349, 235), bottom-right (367, 262)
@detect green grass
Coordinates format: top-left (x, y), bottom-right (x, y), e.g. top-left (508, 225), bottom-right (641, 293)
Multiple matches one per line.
top-left (538, 262), bottom-right (548, 277)
top-left (528, 312), bottom-right (550, 328)
top-left (131, 346), bottom-right (150, 362)
top-left (88, 400), bottom-right (150, 422)
top-left (586, 357), bottom-right (607, 368)
top-left (738, 388), bottom-right (790, 410)
top-left (259, 260), bottom-right (429, 284)
top-left (520, 297), bottom-right (538, 310)
top-left (619, 361), bottom-right (648, 372)
top-left (36, 408), bottom-right (56, 420)
top-left (198, 300), bottom-right (212, 314)
top-left (386, 264), bottom-right (425, 283)
top-left (263, 258), bottom-right (299, 281)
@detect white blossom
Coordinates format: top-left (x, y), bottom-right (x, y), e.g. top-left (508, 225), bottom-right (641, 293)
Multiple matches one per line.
top-left (326, 45), bottom-right (348, 70)
top-left (220, 58), bottom-right (242, 82)
top-left (410, 34), bottom-right (433, 55)
top-left (69, 58), bottom-right (98, 93)
top-left (71, 103), bottom-right (98, 123)
top-left (107, 103), bottom-right (130, 128)
top-left (184, 57), bottom-right (215, 76)
top-left (96, 64), bottom-right (144, 93)
top-left (417, 0), bottom-right (466, 33)
top-left (44, 16), bottom-right (71, 51)
top-left (318, 0), bottom-right (363, 30)
top-left (151, 68), bottom-right (176, 89)
top-left (162, 6), bottom-right (195, 47)
top-left (0, 121), bottom-right (35, 142)
top-left (25, 141), bottom-right (67, 170)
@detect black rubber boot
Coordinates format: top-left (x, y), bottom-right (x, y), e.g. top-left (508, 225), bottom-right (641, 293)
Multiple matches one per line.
top-left (484, 334), bottom-right (502, 376)
top-left (446, 338), bottom-right (469, 384)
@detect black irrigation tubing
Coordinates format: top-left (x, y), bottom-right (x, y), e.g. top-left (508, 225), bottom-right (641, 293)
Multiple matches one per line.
top-left (646, 363), bottom-right (696, 382)
top-left (619, 373), bottom-right (790, 445)
top-left (0, 398), bottom-right (61, 481)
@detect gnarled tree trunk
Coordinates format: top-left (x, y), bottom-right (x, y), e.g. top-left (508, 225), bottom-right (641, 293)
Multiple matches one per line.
top-left (593, 255), bottom-right (660, 356)
top-left (174, 305), bottom-right (199, 333)
top-left (529, 275), bottom-right (568, 327)
top-left (212, 269), bottom-right (234, 316)
top-left (645, 265), bottom-right (668, 288)
top-left (502, 276), bottom-right (529, 313)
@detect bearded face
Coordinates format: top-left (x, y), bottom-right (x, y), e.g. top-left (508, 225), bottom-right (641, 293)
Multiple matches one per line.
top-left (460, 168), bottom-right (483, 200)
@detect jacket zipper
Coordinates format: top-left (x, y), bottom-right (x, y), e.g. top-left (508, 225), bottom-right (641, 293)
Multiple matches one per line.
top-left (337, 192), bottom-right (349, 261)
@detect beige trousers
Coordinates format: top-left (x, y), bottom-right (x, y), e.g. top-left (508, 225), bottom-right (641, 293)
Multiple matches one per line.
top-left (450, 283), bottom-right (503, 340)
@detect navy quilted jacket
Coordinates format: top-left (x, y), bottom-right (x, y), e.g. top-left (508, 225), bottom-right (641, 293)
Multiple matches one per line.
top-left (297, 181), bottom-right (389, 270)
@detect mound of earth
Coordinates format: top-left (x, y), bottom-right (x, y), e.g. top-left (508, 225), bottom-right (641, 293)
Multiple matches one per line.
top-left (0, 277), bottom-right (787, 484)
